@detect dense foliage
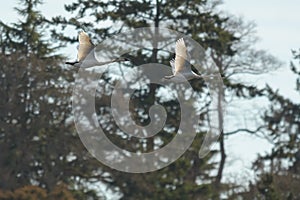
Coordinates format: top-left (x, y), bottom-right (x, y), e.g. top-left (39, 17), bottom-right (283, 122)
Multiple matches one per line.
top-left (0, 0), bottom-right (296, 199)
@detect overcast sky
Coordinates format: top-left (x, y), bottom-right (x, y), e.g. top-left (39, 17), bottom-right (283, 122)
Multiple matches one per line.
top-left (1, 0), bottom-right (299, 97)
top-left (1, 0), bottom-right (299, 185)
top-left (221, 0), bottom-right (300, 100)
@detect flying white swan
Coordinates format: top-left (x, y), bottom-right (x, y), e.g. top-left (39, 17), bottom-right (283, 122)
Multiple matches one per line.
top-left (164, 38), bottom-right (205, 82)
top-left (65, 31), bottom-right (128, 68)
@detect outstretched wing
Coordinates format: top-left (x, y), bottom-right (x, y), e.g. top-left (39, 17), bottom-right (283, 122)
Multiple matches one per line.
top-left (174, 38), bottom-right (191, 73)
top-left (77, 31), bottom-right (94, 62)
top-left (169, 58), bottom-right (175, 74)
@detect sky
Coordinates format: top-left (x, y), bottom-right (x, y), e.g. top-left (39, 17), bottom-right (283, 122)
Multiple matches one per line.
top-left (221, 0), bottom-right (300, 100)
top-left (1, 0), bottom-right (300, 188)
top-left (219, 0), bottom-right (300, 183)
top-left (1, 0), bottom-right (299, 97)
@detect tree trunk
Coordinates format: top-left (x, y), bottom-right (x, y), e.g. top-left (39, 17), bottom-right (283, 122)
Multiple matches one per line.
top-left (146, 0), bottom-right (160, 152)
top-left (215, 82), bottom-right (226, 185)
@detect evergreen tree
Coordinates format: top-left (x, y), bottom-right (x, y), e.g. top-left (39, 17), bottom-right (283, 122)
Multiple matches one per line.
top-left (232, 49), bottom-right (300, 199)
top-left (0, 0), bottom-right (57, 57)
top-left (0, 1), bottom-right (103, 199)
top-left (51, 0), bottom-right (281, 198)
top-left (52, 0), bottom-right (232, 198)
top-left (0, 184), bottom-right (75, 200)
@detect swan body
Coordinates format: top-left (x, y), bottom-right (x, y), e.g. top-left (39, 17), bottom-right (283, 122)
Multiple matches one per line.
top-left (164, 38), bottom-right (202, 82)
top-left (66, 31), bottom-right (128, 68)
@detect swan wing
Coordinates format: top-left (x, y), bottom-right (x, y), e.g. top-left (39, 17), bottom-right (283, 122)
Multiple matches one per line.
top-left (169, 58), bottom-right (175, 74)
top-left (174, 38), bottom-right (191, 73)
top-left (77, 31), bottom-right (94, 62)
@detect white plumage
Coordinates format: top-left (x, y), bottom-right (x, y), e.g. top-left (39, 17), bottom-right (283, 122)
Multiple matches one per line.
top-left (66, 31), bottom-right (128, 68)
top-left (77, 31), bottom-right (95, 62)
top-left (164, 38), bottom-right (202, 81)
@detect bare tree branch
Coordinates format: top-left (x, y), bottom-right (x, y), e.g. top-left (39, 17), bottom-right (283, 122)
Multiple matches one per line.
top-left (224, 125), bottom-right (267, 136)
